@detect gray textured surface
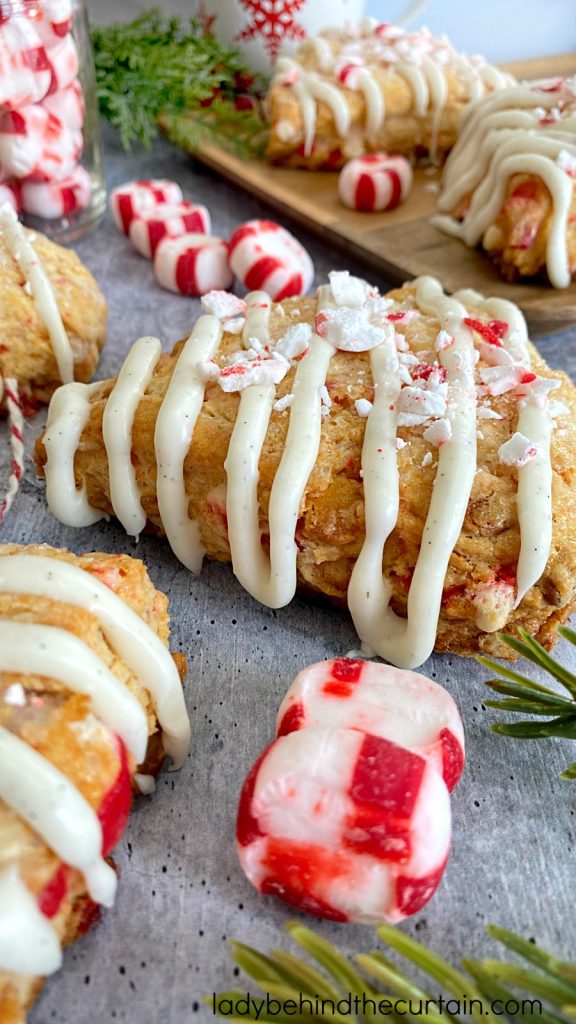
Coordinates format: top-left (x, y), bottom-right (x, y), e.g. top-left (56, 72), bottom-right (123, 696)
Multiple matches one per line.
top-left (3, 124), bottom-right (576, 1022)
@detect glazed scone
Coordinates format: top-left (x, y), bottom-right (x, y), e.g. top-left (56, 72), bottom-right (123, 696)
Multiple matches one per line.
top-left (0, 543), bottom-right (189, 1024)
top-left (0, 205), bottom-right (107, 409)
top-left (266, 20), bottom-right (515, 169)
top-left (433, 78), bottom-right (576, 288)
top-left (35, 275), bottom-right (576, 665)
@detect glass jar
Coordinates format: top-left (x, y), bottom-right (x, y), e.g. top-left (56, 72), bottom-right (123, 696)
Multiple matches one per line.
top-left (0, 0), bottom-right (106, 241)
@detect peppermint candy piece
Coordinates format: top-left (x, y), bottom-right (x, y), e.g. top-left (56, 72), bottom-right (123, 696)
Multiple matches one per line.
top-left (276, 659), bottom-right (464, 792)
top-left (31, 0), bottom-right (73, 48)
top-left (46, 34), bottom-right (78, 95)
top-left (216, 354), bottom-right (289, 393)
top-left (109, 179), bottom-right (184, 235)
top-left (154, 233), bottom-right (233, 296)
top-left (42, 78), bottom-right (84, 131)
top-left (315, 307), bottom-right (388, 352)
top-left (0, 17), bottom-right (51, 109)
top-left (236, 727), bottom-right (451, 924)
top-left (338, 153), bottom-right (413, 213)
top-left (21, 163), bottom-right (91, 219)
top-left (228, 219), bottom-right (314, 301)
top-left (498, 432), bottom-right (539, 468)
top-left (0, 105), bottom-right (79, 181)
top-left (129, 202), bottom-right (211, 258)
top-left (201, 290), bottom-right (246, 320)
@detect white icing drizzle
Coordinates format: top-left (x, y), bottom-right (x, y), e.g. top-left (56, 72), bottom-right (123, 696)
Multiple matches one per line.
top-left (0, 724), bottom-right (117, 906)
top-left (271, 25), bottom-right (514, 160)
top-left (155, 315), bottom-right (223, 573)
top-left (0, 202), bottom-right (74, 384)
top-left (434, 83), bottom-right (576, 288)
top-left (43, 382), bottom-right (103, 527)
top-left (0, 866), bottom-right (62, 976)
top-left (0, 619), bottom-right (148, 762)
top-left (0, 554), bottom-right (191, 768)
top-left (102, 336), bottom-right (162, 539)
top-left (349, 278), bottom-right (478, 668)
top-left (41, 274), bottom-right (559, 666)
top-left (226, 287), bottom-right (335, 608)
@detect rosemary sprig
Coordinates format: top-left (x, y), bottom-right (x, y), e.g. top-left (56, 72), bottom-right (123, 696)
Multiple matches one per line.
top-left (477, 626), bottom-right (576, 779)
top-left (211, 922), bottom-right (576, 1023)
top-left (90, 9), bottom-right (268, 154)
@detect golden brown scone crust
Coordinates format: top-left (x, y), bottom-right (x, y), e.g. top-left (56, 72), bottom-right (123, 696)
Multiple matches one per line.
top-left (35, 287), bottom-right (576, 659)
top-left (479, 173), bottom-right (576, 284)
top-left (0, 543), bottom-right (184, 1024)
top-left (0, 229), bottom-right (107, 409)
top-left (267, 66), bottom-right (479, 168)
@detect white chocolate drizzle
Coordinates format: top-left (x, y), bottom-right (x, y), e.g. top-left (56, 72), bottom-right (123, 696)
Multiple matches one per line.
top-left (155, 315), bottom-right (223, 573)
top-left (41, 274), bottom-right (560, 667)
top-left (433, 82), bottom-right (576, 288)
top-left (0, 554), bottom-right (191, 768)
top-left (271, 24), bottom-right (515, 159)
top-left (0, 619), bottom-right (148, 761)
top-left (102, 336), bottom-right (162, 539)
top-left (43, 382), bottom-right (103, 527)
top-left (0, 724), bottom-right (118, 907)
top-left (0, 865), bottom-right (62, 976)
top-left (0, 202), bottom-right (74, 383)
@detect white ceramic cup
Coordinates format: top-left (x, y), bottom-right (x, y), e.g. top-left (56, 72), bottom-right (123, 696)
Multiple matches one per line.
top-left (199, 0), bottom-right (366, 75)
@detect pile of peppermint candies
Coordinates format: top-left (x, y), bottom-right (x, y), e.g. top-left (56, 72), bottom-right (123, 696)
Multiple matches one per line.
top-left (110, 179), bottom-right (315, 301)
top-left (0, 0), bottom-right (91, 219)
top-left (236, 658), bottom-right (465, 924)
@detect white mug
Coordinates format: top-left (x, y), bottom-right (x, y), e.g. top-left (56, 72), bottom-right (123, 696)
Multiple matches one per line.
top-left (199, 0), bottom-right (366, 76)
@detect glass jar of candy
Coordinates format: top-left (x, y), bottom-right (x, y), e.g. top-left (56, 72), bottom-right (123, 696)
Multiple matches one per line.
top-left (0, 0), bottom-right (105, 241)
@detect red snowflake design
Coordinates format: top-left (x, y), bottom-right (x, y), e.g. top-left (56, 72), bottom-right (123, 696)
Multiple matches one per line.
top-left (236, 0), bottom-right (308, 61)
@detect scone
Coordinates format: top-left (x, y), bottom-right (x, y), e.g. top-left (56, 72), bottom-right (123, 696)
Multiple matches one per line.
top-left (0, 203), bottom-right (107, 410)
top-left (0, 543), bottom-right (189, 1024)
top-left (433, 78), bottom-right (576, 288)
top-left (35, 274), bottom-right (576, 667)
top-left (266, 19), bottom-right (515, 169)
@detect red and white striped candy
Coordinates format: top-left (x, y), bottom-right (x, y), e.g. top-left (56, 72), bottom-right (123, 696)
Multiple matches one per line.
top-left (29, 0), bottom-right (73, 48)
top-left (237, 727), bottom-right (451, 924)
top-left (0, 105), bottom-right (80, 181)
top-left (228, 219), bottom-right (314, 301)
top-left (276, 658), bottom-right (465, 792)
top-left (109, 179), bottom-right (184, 235)
top-left (338, 154), bottom-right (413, 212)
top-left (21, 162), bottom-right (91, 218)
top-left (0, 180), bottom-right (22, 213)
top-left (46, 34), bottom-right (78, 94)
top-left (129, 201), bottom-right (211, 259)
top-left (0, 16), bottom-right (51, 109)
top-left (154, 233), bottom-right (233, 296)
top-left (42, 78), bottom-right (84, 131)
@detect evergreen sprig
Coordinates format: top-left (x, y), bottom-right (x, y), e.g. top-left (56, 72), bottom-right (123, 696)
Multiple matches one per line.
top-left (90, 10), bottom-right (268, 154)
top-left (211, 922), bottom-right (576, 1023)
top-left (478, 626), bottom-right (576, 779)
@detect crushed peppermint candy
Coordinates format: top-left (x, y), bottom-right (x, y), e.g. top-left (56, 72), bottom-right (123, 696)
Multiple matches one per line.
top-left (226, 317), bottom-right (246, 335)
top-left (315, 307), bottom-right (388, 351)
top-left (201, 290), bottom-right (247, 320)
top-left (477, 404), bottom-right (502, 420)
top-left (549, 399), bottom-right (570, 419)
top-left (498, 432), bottom-right (539, 468)
top-left (244, 335), bottom-right (267, 357)
top-left (479, 365), bottom-right (537, 396)
top-left (421, 451), bottom-right (433, 467)
top-left (394, 331), bottom-right (409, 352)
top-left (355, 398), bottom-right (373, 417)
top-left (395, 437), bottom-right (407, 450)
top-left (204, 355), bottom-right (290, 392)
top-left (463, 317), bottom-right (507, 348)
top-left (387, 310), bottom-right (420, 323)
top-left (557, 148), bottom-right (576, 177)
top-left (435, 329), bottom-right (455, 352)
top-left (4, 682), bottom-right (26, 706)
top-left (273, 393), bottom-right (295, 412)
top-left (423, 418), bottom-right (452, 445)
top-left (397, 384), bottom-right (447, 426)
top-left (328, 270), bottom-right (370, 308)
top-left (275, 322), bottom-right (312, 361)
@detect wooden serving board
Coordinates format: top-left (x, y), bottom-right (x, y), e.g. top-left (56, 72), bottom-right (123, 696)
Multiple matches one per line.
top-left (173, 52), bottom-right (576, 335)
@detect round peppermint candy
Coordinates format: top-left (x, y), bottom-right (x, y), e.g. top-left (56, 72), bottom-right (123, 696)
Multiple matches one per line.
top-left (46, 34), bottom-right (78, 95)
top-left (31, 0), bottom-right (73, 48)
top-left (0, 105), bottom-right (79, 181)
top-left (109, 179), bottom-right (184, 235)
top-left (228, 219), bottom-right (314, 301)
top-left (42, 78), bottom-right (84, 131)
top-left (154, 233), bottom-right (233, 296)
top-left (276, 658), bottom-right (465, 792)
top-left (21, 163), bottom-right (91, 218)
top-left (237, 727), bottom-right (451, 923)
top-left (129, 201), bottom-right (211, 259)
top-left (338, 153), bottom-right (413, 212)
top-left (0, 16), bottom-right (51, 109)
